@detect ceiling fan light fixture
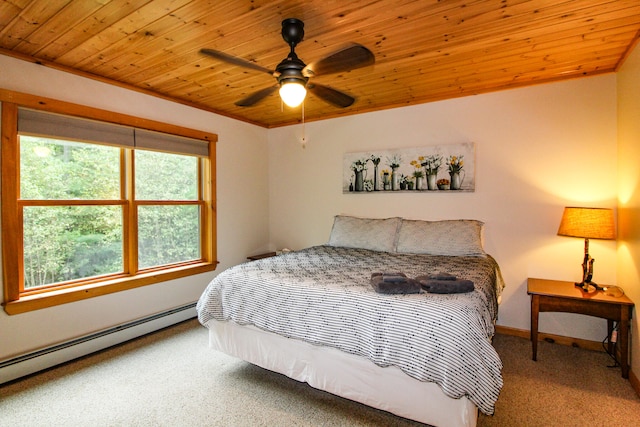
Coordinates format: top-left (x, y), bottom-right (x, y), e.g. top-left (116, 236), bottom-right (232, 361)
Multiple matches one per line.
top-left (279, 80), bottom-right (307, 108)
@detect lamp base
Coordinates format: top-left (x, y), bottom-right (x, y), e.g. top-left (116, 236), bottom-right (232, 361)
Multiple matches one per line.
top-left (575, 281), bottom-right (597, 294)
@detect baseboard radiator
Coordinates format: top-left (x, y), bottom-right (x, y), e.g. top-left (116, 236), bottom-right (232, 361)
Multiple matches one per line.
top-left (0, 302), bottom-right (197, 385)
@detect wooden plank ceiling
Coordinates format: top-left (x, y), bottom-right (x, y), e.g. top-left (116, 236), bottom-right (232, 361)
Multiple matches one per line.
top-left (1, 0), bottom-right (639, 128)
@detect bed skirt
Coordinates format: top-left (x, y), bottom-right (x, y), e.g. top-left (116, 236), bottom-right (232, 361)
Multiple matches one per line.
top-left (205, 319), bottom-right (478, 427)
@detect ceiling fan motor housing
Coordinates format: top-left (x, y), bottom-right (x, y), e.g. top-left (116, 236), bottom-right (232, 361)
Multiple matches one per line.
top-left (276, 53), bottom-right (308, 87)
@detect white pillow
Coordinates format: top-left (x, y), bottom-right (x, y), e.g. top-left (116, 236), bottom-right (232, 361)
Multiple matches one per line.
top-left (396, 219), bottom-right (485, 256)
top-left (328, 215), bottom-right (401, 252)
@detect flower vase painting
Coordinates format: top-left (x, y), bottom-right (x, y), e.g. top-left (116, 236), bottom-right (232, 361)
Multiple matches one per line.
top-left (343, 142), bottom-right (475, 193)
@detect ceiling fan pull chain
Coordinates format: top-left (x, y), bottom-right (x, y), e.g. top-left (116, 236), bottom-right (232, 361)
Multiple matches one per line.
top-left (301, 101), bottom-right (306, 148)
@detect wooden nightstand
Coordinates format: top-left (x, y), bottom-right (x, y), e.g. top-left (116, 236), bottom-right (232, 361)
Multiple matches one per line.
top-left (247, 251), bottom-right (277, 261)
top-left (527, 278), bottom-right (634, 378)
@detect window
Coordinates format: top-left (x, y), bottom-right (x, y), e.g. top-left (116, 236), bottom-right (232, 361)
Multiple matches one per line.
top-left (1, 92), bottom-right (217, 314)
top-left (20, 136), bottom-right (123, 288)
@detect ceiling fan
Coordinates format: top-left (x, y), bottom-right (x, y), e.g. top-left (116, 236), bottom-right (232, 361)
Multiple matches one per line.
top-left (200, 18), bottom-right (375, 109)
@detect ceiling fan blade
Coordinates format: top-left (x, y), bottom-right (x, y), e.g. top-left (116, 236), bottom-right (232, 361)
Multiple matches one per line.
top-left (308, 84), bottom-right (355, 108)
top-left (235, 86), bottom-right (278, 107)
top-left (303, 44), bottom-right (374, 77)
top-left (200, 48), bottom-right (275, 75)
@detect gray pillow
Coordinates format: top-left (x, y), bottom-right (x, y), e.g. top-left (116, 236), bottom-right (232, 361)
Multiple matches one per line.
top-left (396, 219), bottom-right (485, 256)
top-left (328, 215), bottom-right (401, 252)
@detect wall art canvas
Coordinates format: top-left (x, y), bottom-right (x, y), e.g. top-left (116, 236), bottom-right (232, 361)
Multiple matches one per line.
top-left (343, 142), bottom-right (475, 193)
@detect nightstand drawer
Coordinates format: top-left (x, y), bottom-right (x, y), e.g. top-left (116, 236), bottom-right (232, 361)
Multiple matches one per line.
top-left (536, 294), bottom-right (626, 320)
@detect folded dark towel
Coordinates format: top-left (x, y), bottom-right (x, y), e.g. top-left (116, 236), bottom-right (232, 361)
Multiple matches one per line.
top-left (384, 275), bottom-right (408, 283)
top-left (427, 272), bottom-right (457, 281)
top-left (415, 276), bottom-right (474, 294)
top-left (371, 272), bottom-right (420, 294)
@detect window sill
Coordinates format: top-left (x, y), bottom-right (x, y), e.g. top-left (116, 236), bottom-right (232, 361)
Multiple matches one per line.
top-left (3, 262), bottom-right (218, 315)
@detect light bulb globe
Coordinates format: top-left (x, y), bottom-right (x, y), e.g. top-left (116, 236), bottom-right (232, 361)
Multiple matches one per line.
top-left (279, 82), bottom-right (306, 108)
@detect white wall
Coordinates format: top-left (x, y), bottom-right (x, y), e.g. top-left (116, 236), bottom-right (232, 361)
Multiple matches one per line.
top-left (268, 75), bottom-right (618, 342)
top-left (0, 55), bottom-right (270, 360)
top-left (617, 44), bottom-right (640, 378)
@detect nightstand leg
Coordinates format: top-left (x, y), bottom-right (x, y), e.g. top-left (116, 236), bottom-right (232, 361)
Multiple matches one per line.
top-left (607, 319), bottom-right (614, 354)
top-left (620, 307), bottom-right (630, 379)
top-left (531, 295), bottom-right (539, 361)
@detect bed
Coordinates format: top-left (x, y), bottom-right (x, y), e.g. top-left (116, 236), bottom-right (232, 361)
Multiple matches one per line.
top-left (197, 216), bottom-right (504, 427)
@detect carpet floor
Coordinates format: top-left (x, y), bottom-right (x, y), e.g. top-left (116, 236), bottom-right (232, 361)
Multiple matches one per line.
top-left (1, 318), bottom-right (639, 426)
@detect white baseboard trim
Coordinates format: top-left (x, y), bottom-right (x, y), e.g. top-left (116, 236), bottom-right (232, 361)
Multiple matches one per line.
top-left (0, 302), bottom-right (197, 385)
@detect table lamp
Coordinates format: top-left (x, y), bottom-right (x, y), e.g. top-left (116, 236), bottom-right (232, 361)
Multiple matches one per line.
top-left (557, 207), bottom-right (616, 292)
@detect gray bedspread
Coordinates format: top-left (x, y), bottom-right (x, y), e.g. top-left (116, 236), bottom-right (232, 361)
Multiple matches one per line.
top-left (197, 245), bottom-right (504, 415)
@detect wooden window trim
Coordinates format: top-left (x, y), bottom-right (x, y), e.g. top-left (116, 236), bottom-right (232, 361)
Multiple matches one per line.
top-left (1, 90), bottom-right (218, 315)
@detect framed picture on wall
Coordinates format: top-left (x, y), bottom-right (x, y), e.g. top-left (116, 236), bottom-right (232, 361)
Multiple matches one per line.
top-left (343, 142), bottom-right (475, 193)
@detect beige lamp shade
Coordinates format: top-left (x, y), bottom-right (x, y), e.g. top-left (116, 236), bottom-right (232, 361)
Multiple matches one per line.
top-left (557, 207), bottom-right (616, 240)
